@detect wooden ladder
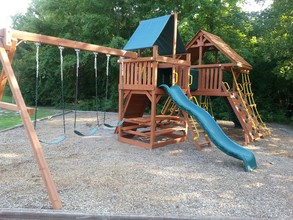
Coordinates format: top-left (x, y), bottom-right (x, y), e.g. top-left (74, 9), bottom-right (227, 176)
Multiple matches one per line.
top-left (227, 90), bottom-right (262, 143)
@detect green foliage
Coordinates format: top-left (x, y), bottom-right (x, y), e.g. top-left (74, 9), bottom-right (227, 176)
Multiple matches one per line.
top-left (6, 0), bottom-right (292, 124)
top-left (250, 0), bottom-right (292, 81)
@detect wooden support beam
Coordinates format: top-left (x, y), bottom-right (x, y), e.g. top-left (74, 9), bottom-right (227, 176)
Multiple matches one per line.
top-left (0, 43), bottom-right (62, 209)
top-left (0, 101), bottom-right (35, 115)
top-left (0, 28), bottom-right (137, 58)
top-left (156, 56), bottom-right (190, 66)
top-left (0, 39), bottom-right (17, 99)
top-left (172, 12), bottom-right (177, 59)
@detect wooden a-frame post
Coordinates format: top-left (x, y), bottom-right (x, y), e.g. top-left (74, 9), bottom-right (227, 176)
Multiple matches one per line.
top-left (0, 28), bottom-right (137, 209)
top-left (0, 40), bottom-right (62, 209)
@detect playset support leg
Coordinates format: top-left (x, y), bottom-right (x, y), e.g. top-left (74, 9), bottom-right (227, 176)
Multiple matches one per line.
top-left (0, 43), bottom-right (62, 209)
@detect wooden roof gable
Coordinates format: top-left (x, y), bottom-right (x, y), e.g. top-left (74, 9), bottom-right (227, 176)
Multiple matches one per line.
top-left (186, 30), bottom-right (252, 70)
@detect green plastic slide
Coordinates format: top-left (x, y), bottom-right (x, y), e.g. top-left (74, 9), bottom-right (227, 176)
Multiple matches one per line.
top-left (160, 84), bottom-right (257, 172)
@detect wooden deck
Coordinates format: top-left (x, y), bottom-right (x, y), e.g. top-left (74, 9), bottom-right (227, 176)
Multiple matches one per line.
top-left (119, 115), bottom-right (188, 149)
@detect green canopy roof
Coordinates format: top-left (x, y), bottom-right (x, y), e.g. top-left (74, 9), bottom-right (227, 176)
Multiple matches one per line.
top-left (123, 15), bottom-right (186, 55)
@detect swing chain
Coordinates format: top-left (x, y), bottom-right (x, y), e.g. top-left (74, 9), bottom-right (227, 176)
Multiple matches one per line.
top-left (74, 49), bottom-right (81, 129)
top-left (58, 46), bottom-right (66, 134)
top-left (34, 42), bottom-right (41, 129)
top-left (93, 52), bottom-right (99, 126)
top-left (75, 49), bottom-right (80, 69)
top-left (103, 54), bottom-right (111, 123)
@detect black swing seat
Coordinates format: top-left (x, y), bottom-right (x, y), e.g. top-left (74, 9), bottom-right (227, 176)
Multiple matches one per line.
top-left (74, 126), bottom-right (99, 137)
top-left (103, 119), bottom-right (124, 129)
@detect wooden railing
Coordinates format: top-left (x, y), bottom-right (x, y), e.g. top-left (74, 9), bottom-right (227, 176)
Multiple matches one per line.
top-left (197, 67), bottom-right (222, 92)
top-left (122, 60), bottom-right (155, 88)
top-left (119, 46), bottom-right (191, 90)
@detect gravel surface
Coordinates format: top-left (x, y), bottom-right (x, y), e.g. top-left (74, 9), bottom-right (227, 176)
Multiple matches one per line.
top-left (0, 111), bottom-right (292, 219)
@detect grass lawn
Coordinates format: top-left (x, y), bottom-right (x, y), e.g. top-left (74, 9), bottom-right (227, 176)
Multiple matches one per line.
top-left (1, 94), bottom-right (57, 130)
top-left (0, 107), bottom-right (57, 131)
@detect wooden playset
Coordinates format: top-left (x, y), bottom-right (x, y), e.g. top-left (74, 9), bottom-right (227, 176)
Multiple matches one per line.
top-left (117, 14), bottom-right (270, 149)
top-left (0, 13), bottom-right (269, 209)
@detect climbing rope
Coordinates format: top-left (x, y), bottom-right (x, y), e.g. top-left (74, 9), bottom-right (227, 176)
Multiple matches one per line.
top-left (231, 68), bottom-right (257, 133)
top-left (241, 72), bottom-right (270, 135)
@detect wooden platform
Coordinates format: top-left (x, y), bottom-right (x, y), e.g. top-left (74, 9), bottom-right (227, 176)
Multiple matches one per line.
top-left (119, 115), bottom-right (188, 149)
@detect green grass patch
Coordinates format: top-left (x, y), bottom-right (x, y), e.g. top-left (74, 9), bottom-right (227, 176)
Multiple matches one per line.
top-left (1, 94), bottom-right (13, 103)
top-left (0, 107), bottom-right (57, 130)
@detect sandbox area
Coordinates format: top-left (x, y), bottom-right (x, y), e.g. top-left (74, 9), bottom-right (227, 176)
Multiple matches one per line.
top-left (0, 112), bottom-right (292, 219)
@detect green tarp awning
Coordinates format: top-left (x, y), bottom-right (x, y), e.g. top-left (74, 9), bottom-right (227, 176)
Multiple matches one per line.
top-left (123, 15), bottom-right (186, 55)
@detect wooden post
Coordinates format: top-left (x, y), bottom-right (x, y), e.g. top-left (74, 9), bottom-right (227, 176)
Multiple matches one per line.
top-left (185, 53), bottom-right (191, 90)
top-left (172, 13), bottom-right (177, 59)
top-left (0, 44), bottom-right (62, 209)
top-left (150, 59), bottom-right (158, 146)
top-left (172, 13), bottom-right (178, 85)
top-left (118, 58), bottom-right (124, 136)
top-left (199, 36), bottom-right (203, 65)
top-left (0, 40), bottom-right (17, 99)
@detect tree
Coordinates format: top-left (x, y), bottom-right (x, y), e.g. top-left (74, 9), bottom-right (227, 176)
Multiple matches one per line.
top-left (246, 0), bottom-right (293, 122)
top-left (253, 0), bottom-right (292, 81)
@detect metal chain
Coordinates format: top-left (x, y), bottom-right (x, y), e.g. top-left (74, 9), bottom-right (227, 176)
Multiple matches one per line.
top-left (104, 54), bottom-right (110, 124)
top-left (58, 46), bottom-right (66, 134)
top-left (93, 52), bottom-right (99, 126)
top-left (34, 42), bottom-right (41, 129)
top-left (74, 49), bottom-right (80, 129)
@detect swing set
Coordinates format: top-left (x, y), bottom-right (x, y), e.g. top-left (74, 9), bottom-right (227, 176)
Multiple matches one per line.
top-left (33, 39), bottom-right (125, 140)
top-left (0, 28), bottom-right (137, 209)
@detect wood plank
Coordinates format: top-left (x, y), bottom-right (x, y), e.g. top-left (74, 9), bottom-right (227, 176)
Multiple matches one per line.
top-left (0, 43), bottom-right (62, 209)
top-left (0, 101), bottom-right (35, 115)
top-left (153, 127), bottom-right (186, 136)
top-left (147, 61), bottom-right (152, 85)
top-left (118, 136), bottom-right (151, 149)
top-left (214, 68), bottom-right (219, 90)
top-left (205, 68), bottom-right (210, 89)
top-left (121, 124), bottom-right (148, 131)
top-left (200, 69), bottom-right (205, 90)
top-left (152, 136), bottom-right (187, 149)
top-left (123, 57), bottom-right (154, 63)
top-left (209, 68), bottom-right (214, 89)
top-left (218, 68), bottom-right (223, 90)
top-left (191, 90), bottom-right (228, 96)
top-left (142, 62), bottom-right (147, 85)
top-left (130, 63), bottom-right (134, 85)
top-left (138, 62), bottom-right (142, 85)
top-left (156, 56), bottom-right (190, 66)
top-left (172, 13), bottom-right (177, 59)
top-left (191, 63), bottom-right (227, 69)
top-left (8, 29), bottom-right (137, 58)
top-left (125, 63), bottom-right (130, 85)
top-left (0, 208), bottom-right (192, 220)
top-left (123, 129), bottom-right (150, 138)
top-left (119, 84), bottom-right (156, 91)
top-left (0, 40), bottom-right (17, 99)
top-left (134, 63), bottom-right (138, 85)
top-left (150, 90), bottom-right (156, 146)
